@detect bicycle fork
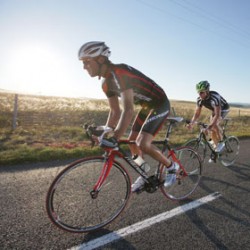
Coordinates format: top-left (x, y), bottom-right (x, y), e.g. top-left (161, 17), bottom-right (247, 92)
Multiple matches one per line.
top-left (168, 150), bottom-right (188, 184)
top-left (90, 153), bottom-right (114, 199)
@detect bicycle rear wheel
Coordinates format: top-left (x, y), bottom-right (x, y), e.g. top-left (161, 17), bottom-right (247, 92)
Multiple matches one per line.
top-left (184, 138), bottom-right (206, 162)
top-left (219, 136), bottom-right (240, 167)
top-left (46, 157), bottom-right (131, 233)
top-left (160, 147), bottom-right (202, 200)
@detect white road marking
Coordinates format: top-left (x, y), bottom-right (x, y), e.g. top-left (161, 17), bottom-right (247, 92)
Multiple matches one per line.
top-left (69, 192), bottom-right (221, 250)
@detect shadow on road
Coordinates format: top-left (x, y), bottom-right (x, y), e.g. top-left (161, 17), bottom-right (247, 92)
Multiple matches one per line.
top-left (182, 169), bottom-right (250, 250)
top-left (79, 228), bottom-right (137, 250)
top-left (0, 158), bottom-right (76, 173)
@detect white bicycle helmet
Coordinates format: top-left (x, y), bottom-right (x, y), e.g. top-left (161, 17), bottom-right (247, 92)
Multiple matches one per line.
top-left (78, 41), bottom-right (111, 60)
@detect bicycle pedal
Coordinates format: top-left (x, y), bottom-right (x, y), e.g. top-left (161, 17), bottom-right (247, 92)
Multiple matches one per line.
top-left (210, 153), bottom-right (217, 161)
top-left (133, 186), bottom-right (146, 194)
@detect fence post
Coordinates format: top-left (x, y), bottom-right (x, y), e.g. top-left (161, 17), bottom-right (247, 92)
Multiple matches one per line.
top-left (12, 94), bottom-right (18, 130)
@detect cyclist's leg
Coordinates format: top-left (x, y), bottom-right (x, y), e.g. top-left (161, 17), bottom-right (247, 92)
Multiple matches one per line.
top-left (136, 100), bottom-right (172, 167)
top-left (137, 100), bottom-right (180, 187)
top-left (214, 121), bottom-right (223, 141)
top-left (215, 110), bottom-right (230, 141)
top-left (219, 110), bottom-right (229, 137)
top-left (212, 110), bottom-right (230, 152)
top-left (128, 109), bottom-right (148, 157)
top-left (137, 132), bottom-right (172, 166)
top-left (210, 114), bottom-right (221, 145)
top-left (129, 109), bottom-right (151, 192)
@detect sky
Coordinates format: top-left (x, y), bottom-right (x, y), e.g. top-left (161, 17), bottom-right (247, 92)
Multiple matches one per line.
top-left (0, 0), bottom-right (250, 103)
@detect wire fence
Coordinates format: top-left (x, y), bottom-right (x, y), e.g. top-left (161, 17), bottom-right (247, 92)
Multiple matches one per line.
top-left (1, 93), bottom-right (250, 130)
top-left (0, 93), bottom-right (109, 130)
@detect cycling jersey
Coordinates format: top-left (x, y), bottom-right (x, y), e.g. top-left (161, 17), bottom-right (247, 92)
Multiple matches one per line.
top-left (102, 63), bottom-right (168, 108)
top-left (197, 91), bottom-right (230, 112)
top-left (102, 63), bottom-right (170, 135)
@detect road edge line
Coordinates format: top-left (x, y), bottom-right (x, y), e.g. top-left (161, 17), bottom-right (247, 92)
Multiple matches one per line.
top-left (69, 192), bottom-right (221, 250)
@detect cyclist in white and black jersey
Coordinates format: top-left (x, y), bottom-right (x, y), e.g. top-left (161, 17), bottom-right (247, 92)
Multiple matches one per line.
top-left (188, 81), bottom-right (230, 154)
top-left (197, 91), bottom-right (229, 115)
top-left (78, 41), bottom-right (179, 192)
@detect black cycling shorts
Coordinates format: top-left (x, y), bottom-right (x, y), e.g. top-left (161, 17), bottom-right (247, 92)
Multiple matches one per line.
top-left (131, 99), bottom-right (170, 136)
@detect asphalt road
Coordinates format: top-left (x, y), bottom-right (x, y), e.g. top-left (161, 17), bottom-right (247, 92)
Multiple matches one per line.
top-left (0, 138), bottom-right (249, 250)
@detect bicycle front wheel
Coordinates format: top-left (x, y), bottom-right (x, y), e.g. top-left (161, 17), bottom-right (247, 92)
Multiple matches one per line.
top-left (219, 136), bottom-right (240, 167)
top-left (184, 138), bottom-right (206, 162)
top-left (161, 147), bottom-right (202, 200)
top-left (46, 157), bottom-right (131, 233)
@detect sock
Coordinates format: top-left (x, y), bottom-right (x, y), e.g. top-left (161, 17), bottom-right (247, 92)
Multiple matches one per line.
top-left (167, 161), bottom-right (174, 170)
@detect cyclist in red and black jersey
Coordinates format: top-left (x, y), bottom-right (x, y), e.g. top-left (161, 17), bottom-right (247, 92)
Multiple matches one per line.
top-left (78, 41), bottom-right (179, 192)
top-left (102, 63), bottom-right (166, 108)
top-left (188, 81), bottom-right (230, 153)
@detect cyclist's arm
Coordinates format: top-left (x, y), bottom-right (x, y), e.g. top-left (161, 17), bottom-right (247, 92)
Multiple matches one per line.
top-left (187, 106), bottom-right (201, 129)
top-left (191, 106), bottom-right (202, 123)
top-left (106, 95), bottom-right (121, 129)
top-left (113, 88), bottom-right (134, 140)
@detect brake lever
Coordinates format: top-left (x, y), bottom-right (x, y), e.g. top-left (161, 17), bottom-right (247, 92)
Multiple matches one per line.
top-left (83, 124), bottom-right (114, 147)
top-left (83, 124), bottom-right (96, 147)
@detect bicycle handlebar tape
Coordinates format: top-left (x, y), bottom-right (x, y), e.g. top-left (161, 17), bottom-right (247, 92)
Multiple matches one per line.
top-left (100, 137), bottom-right (118, 148)
top-left (88, 126), bottom-right (104, 136)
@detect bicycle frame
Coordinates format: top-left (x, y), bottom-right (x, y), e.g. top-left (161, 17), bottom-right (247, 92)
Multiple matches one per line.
top-left (46, 117), bottom-right (203, 233)
top-left (91, 122), bottom-right (188, 196)
top-left (192, 118), bottom-right (231, 160)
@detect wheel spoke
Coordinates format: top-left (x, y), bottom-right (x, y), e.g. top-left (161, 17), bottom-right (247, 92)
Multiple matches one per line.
top-left (219, 136), bottom-right (240, 167)
top-left (184, 139), bottom-right (206, 162)
top-left (160, 147), bottom-right (202, 200)
top-left (46, 158), bottom-right (130, 233)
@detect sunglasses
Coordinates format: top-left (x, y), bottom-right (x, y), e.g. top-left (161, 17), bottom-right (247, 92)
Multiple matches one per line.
top-left (199, 91), bottom-right (206, 95)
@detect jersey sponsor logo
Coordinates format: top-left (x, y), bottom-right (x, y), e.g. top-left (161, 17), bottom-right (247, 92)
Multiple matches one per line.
top-left (145, 110), bottom-right (169, 123)
top-left (111, 72), bottom-right (120, 90)
top-left (134, 92), bottom-right (152, 102)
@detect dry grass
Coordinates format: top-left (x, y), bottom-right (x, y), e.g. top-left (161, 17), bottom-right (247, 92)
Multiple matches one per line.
top-left (0, 92), bottom-right (249, 165)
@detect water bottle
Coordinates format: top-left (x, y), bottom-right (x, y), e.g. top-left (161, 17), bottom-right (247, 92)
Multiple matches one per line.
top-left (209, 139), bottom-right (216, 149)
top-left (133, 155), bottom-right (150, 172)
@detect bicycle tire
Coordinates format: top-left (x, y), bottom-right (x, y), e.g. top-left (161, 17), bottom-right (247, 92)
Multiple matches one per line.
top-left (46, 157), bottom-right (131, 233)
top-left (219, 136), bottom-right (240, 167)
top-left (160, 147), bottom-right (202, 200)
top-left (184, 138), bottom-right (206, 162)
